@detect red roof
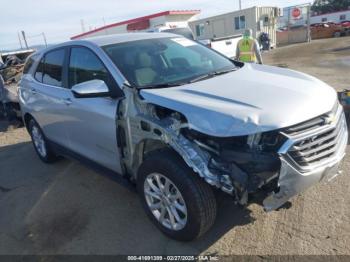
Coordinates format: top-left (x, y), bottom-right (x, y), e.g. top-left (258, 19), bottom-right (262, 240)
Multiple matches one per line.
top-left (71, 10), bottom-right (200, 40)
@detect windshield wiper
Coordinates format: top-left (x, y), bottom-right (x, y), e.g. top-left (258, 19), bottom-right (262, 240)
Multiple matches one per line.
top-left (139, 67), bottom-right (237, 88)
top-left (189, 68), bottom-right (236, 84)
top-left (214, 68), bottom-right (237, 75)
top-left (188, 73), bottom-right (215, 83)
top-left (140, 82), bottom-right (185, 89)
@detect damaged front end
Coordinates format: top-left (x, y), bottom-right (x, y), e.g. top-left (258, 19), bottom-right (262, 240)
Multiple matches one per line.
top-left (181, 129), bottom-right (284, 205)
top-left (263, 103), bottom-right (348, 211)
top-left (118, 85), bottom-right (348, 211)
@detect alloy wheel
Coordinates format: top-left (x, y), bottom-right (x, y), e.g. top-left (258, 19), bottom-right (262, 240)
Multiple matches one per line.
top-left (144, 173), bottom-right (187, 231)
top-left (31, 125), bottom-right (47, 158)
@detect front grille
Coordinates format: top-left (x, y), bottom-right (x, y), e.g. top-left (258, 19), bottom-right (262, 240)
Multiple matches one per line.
top-left (283, 113), bottom-right (328, 136)
top-left (281, 106), bottom-right (347, 169)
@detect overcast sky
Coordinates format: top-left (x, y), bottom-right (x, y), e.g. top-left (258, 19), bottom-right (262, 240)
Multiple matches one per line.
top-left (0, 0), bottom-right (312, 50)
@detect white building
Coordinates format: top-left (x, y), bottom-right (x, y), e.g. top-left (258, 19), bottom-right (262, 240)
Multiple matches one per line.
top-left (310, 10), bottom-right (350, 24)
top-left (71, 10), bottom-right (200, 40)
top-left (188, 6), bottom-right (281, 48)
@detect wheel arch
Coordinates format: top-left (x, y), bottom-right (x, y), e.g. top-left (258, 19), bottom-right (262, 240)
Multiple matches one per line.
top-left (23, 113), bottom-right (34, 131)
top-left (132, 138), bottom-right (181, 179)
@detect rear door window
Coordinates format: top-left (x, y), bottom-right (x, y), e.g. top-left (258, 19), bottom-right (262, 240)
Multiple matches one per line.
top-left (42, 49), bottom-right (65, 87)
top-left (69, 47), bottom-right (109, 88)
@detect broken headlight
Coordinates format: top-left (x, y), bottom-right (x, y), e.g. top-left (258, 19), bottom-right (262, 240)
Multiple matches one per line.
top-left (247, 131), bottom-right (286, 152)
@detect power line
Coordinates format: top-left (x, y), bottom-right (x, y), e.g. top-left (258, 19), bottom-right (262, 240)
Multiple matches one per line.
top-left (1, 30), bottom-right (72, 50)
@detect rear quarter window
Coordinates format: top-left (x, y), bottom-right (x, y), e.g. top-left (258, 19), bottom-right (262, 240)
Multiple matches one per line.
top-left (34, 57), bottom-right (44, 82)
top-left (23, 57), bottom-right (34, 74)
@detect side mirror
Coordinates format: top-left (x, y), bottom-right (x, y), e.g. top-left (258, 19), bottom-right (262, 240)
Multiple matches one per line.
top-left (71, 79), bottom-right (110, 98)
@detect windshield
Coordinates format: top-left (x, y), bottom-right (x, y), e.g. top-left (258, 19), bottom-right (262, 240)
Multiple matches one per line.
top-left (103, 37), bottom-right (237, 88)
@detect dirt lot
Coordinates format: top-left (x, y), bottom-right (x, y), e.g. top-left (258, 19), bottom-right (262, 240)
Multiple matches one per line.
top-left (0, 37), bottom-right (350, 256)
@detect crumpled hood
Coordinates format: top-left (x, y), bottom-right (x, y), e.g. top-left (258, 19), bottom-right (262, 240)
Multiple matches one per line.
top-left (140, 63), bottom-right (337, 137)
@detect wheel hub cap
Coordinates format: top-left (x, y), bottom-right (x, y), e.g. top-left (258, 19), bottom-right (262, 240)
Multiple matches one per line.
top-left (144, 173), bottom-right (187, 231)
top-left (32, 126), bottom-right (47, 157)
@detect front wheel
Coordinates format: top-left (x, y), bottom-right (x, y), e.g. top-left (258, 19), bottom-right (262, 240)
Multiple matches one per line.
top-left (137, 149), bottom-right (217, 241)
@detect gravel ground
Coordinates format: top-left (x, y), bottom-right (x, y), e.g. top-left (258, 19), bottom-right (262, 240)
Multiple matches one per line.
top-left (0, 37), bottom-right (349, 256)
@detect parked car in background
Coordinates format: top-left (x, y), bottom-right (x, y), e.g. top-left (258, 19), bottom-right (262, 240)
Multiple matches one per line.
top-left (339, 21), bottom-right (350, 36)
top-left (311, 22), bottom-right (344, 39)
top-left (340, 20), bottom-right (350, 28)
top-left (197, 35), bottom-right (243, 59)
top-left (148, 26), bottom-right (194, 40)
top-left (161, 27), bottom-right (194, 40)
top-left (19, 33), bottom-right (347, 241)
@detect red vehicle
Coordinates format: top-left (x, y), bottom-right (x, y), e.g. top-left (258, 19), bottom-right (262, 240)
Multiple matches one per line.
top-left (310, 22), bottom-right (343, 39)
top-left (339, 21), bottom-right (350, 36)
top-left (340, 21), bottom-right (350, 28)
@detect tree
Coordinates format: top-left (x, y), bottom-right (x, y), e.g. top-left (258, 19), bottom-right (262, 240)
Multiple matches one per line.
top-left (312, 0), bottom-right (350, 14)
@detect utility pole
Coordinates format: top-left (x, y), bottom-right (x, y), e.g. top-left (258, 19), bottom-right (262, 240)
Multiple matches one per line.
top-left (306, 4), bottom-right (311, 43)
top-left (80, 19), bottom-right (86, 33)
top-left (17, 32), bottom-right (23, 49)
top-left (21, 31), bottom-right (29, 49)
top-left (239, 0), bottom-right (242, 10)
top-left (42, 32), bottom-right (48, 47)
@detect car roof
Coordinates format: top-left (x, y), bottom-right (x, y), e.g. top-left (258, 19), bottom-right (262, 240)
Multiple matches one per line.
top-left (34, 32), bottom-right (179, 56)
top-left (83, 32), bottom-right (177, 46)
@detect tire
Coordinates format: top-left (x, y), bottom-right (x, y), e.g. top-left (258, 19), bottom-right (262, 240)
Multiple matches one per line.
top-left (28, 119), bottom-right (57, 163)
top-left (137, 148), bottom-right (217, 241)
top-left (334, 31), bottom-right (341, 38)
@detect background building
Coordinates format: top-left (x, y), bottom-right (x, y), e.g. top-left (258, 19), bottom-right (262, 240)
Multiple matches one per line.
top-left (283, 2), bottom-right (350, 25)
top-left (277, 4), bottom-right (311, 46)
top-left (188, 6), bottom-right (280, 48)
top-left (71, 10), bottom-right (200, 40)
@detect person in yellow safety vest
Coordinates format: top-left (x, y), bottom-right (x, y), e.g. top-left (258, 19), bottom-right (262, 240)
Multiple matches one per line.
top-left (236, 29), bottom-right (263, 64)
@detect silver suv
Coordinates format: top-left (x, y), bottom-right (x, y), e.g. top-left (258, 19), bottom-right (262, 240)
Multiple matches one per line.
top-left (19, 33), bottom-right (348, 241)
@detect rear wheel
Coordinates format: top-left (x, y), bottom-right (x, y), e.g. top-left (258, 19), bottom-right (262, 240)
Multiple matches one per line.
top-left (28, 119), bottom-right (58, 163)
top-left (137, 149), bottom-right (217, 241)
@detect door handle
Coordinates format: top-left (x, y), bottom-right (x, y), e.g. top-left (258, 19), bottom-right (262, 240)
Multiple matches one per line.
top-left (63, 98), bottom-right (72, 105)
top-left (31, 88), bottom-right (37, 94)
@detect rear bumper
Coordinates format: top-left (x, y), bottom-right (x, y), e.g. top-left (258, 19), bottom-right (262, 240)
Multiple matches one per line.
top-left (263, 109), bottom-right (348, 211)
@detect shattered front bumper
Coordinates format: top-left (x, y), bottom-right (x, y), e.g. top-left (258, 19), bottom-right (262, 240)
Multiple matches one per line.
top-left (263, 110), bottom-right (348, 211)
top-left (263, 156), bottom-right (345, 211)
